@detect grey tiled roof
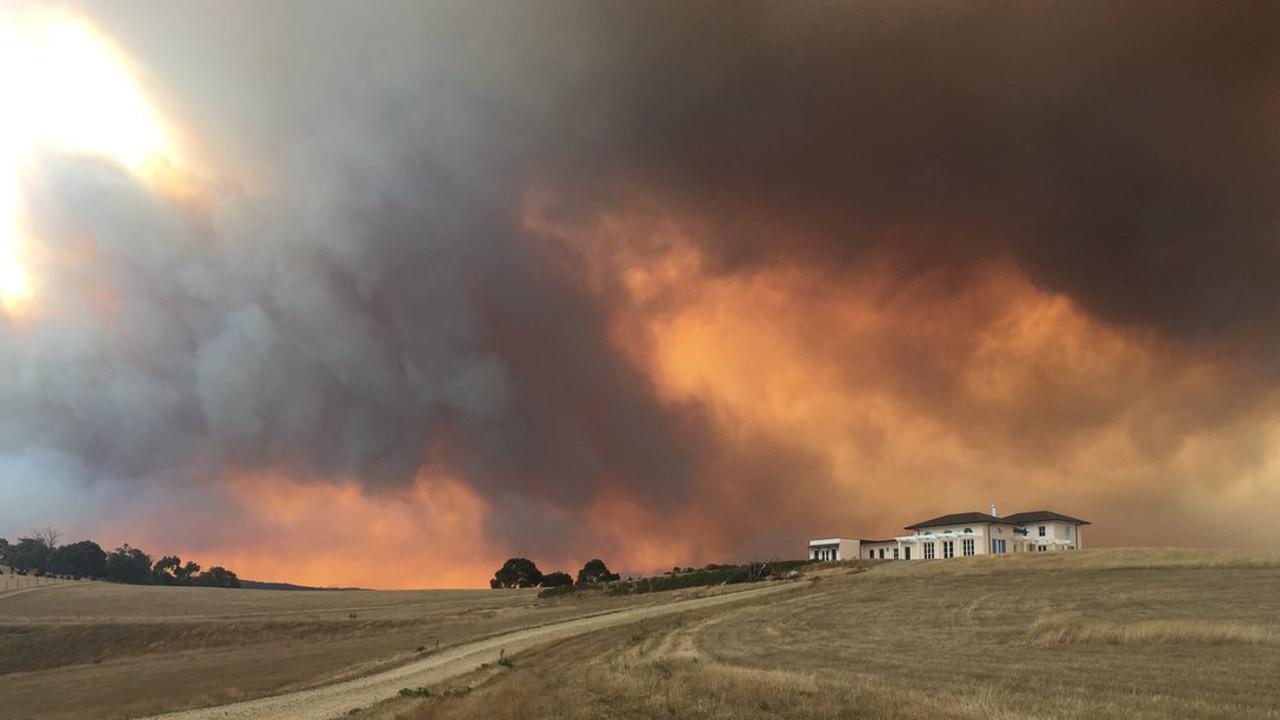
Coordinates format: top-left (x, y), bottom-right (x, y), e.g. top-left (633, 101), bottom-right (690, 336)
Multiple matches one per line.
top-left (1000, 510), bottom-right (1091, 525)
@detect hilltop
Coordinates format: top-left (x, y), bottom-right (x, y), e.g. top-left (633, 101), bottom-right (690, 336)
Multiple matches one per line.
top-left (237, 579), bottom-right (368, 592)
top-left (362, 548), bottom-right (1280, 720)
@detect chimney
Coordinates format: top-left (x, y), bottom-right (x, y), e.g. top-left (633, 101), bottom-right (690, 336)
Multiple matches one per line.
top-left (991, 503), bottom-right (998, 518)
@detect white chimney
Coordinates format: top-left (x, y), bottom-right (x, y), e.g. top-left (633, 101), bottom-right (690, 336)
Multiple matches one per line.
top-left (991, 503), bottom-right (998, 517)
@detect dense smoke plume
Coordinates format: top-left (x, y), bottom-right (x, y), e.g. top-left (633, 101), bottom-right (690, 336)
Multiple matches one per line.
top-left (2, 1), bottom-right (1279, 586)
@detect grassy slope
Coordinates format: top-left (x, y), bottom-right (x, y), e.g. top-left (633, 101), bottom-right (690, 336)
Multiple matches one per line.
top-left (0, 580), bottom-right (743, 720)
top-left (369, 549), bottom-right (1280, 720)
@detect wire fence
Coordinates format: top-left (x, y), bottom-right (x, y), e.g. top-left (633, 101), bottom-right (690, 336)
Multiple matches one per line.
top-left (0, 567), bottom-right (84, 591)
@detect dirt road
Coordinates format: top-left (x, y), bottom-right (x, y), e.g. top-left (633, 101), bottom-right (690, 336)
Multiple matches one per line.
top-left (136, 583), bottom-right (794, 720)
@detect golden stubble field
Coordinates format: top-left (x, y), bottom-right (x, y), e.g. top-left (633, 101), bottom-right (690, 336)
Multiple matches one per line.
top-left (361, 549), bottom-right (1280, 720)
top-left (4, 550), bottom-right (1279, 720)
top-left (0, 575), bottom-right (746, 720)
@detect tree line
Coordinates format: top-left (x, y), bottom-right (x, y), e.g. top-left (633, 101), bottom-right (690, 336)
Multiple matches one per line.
top-left (0, 528), bottom-right (241, 588)
top-left (489, 557), bottom-right (620, 589)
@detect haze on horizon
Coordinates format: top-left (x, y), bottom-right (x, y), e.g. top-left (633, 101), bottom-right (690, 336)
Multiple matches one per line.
top-left (2, 0), bottom-right (1278, 589)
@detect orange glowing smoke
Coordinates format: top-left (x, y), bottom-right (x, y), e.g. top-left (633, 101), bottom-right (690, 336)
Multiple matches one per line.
top-left (148, 472), bottom-right (718, 588)
top-left (525, 190), bottom-right (1280, 553)
top-left (148, 472), bottom-right (493, 590)
top-left (73, 189), bottom-right (1280, 589)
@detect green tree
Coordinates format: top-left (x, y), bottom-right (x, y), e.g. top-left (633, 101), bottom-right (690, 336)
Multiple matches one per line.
top-left (6, 537), bottom-right (54, 572)
top-left (541, 571), bottom-right (573, 587)
top-left (575, 559), bottom-right (620, 587)
top-left (177, 560), bottom-right (202, 584)
top-left (104, 544), bottom-right (153, 584)
top-left (152, 555), bottom-right (183, 585)
top-left (489, 558), bottom-right (543, 588)
top-left (47, 540), bottom-right (107, 578)
top-left (196, 566), bottom-right (241, 588)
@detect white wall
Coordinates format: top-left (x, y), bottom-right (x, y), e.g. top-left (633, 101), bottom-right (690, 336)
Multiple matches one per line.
top-left (1020, 521), bottom-right (1083, 550)
top-left (898, 521), bottom-right (1008, 558)
top-left (862, 541), bottom-right (899, 560)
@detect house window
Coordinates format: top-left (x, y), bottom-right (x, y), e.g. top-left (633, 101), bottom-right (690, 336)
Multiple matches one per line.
top-left (878, 548), bottom-right (885, 559)
top-left (991, 539), bottom-right (1006, 554)
top-left (1065, 526), bottom-right (1072, 539)
top-left (963, 528), bottom-right (972, 533)
top-left (868, 550), bottom-right (874, 559)
top-left (962, 538), bottom-right (975, 556)
top-left (1038, 526), bottom-right (1046, 537)
top-left (893, 547), bottom-right (899, 559)
top-left (904, 546), bottom-right (911, 560)
top-left (924, 542), bottom-right (935, 560)
top-left (943, 540), bottom-right (954, 559)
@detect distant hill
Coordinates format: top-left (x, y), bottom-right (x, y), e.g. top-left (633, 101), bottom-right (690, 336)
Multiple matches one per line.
top-left (239, 579), bottom-right (366, 591)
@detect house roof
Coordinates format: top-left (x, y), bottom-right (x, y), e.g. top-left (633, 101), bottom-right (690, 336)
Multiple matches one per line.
top-left (904, 509), bottom-right (1092, 530)
top-left (904, 512), bottom-right (1008, 530)
top-left (1000, 510), bottom-right (1091, 526)
top-left (807, 538), bottom-right (858, 546)
top-left (809, 537), bottom-right (896, 545)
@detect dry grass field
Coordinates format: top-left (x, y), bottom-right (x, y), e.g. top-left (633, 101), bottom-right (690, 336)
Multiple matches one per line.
top-left (0, 575), bottom-right (748, 720)
top-left (362, 549), bottom-right (1280, 720)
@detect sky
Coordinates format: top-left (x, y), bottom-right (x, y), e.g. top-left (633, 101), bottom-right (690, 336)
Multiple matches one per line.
top-left (2, 1), bottom-right (1279, 588)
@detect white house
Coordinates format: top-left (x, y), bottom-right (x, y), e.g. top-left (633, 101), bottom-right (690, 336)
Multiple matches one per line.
top-left (809, 506), bottom-right (1090, 561)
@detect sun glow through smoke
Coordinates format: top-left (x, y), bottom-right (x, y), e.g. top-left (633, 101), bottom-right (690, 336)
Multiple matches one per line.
top-left (0, 8), bottom-right (181, 315)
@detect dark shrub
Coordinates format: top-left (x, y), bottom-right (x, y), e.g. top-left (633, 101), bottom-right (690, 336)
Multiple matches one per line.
top-left (537, 584), bottom-right (576, 599)
top-left (541, 570), bottom-right (573, 587)
top-left (398, 687), bottom-right (432, 698)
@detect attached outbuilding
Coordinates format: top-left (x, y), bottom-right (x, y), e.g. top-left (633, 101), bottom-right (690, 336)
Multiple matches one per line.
top-left (807, 538), bottom-right (860, 561)
top-left (860, 540), bottom-right (901, 560)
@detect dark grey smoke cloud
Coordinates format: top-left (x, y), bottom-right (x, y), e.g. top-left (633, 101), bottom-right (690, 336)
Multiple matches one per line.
top-left (6, 0), bottom-right (730, 557)
top-left (4, 1), bottom-right (1279, 562)
top-left (524, 1), bottom-right (1280, 349)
